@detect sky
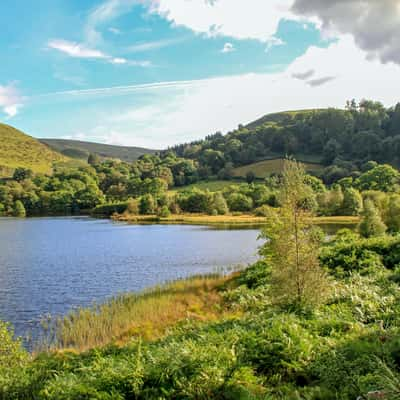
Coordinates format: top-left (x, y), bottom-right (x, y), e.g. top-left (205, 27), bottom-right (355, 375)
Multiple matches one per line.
top-left (1, 0), bottom-right (400, 149)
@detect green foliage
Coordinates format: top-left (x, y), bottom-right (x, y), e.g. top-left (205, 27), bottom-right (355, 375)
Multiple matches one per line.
top-left (359, 200), bottom-right (387, 238)
top-left (356, 164), bottom-right (400, 192)
top-left (139, 194), bottom-right (156, 215)
top-left (0, 321), bottom-right (28, 390)
top-left (386, 194), bottom-right (400, 232)
top-left (320, 234), bottom-right (400, 275)
top-left (212, 192), bottom-right (229, 215)
top-left (341, 187), bottom-right (363, 216)
top-left (158, 205), bottom-right (171, 217)
top-left (12, 200), bottom-right (26, 217)
top-left (227, 193), bottom-right (253, 212)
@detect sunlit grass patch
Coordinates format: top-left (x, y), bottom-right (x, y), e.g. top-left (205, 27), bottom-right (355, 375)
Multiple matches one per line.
top-left (232, 158), bottom-right (324, 178)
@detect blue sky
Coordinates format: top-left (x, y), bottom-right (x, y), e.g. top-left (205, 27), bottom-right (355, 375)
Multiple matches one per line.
top-left (1, 0), bottom-right (400, 148)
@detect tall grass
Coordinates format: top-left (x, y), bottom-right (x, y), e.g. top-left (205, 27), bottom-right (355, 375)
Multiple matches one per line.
top-left (40, 275), bottom-right (229, 352)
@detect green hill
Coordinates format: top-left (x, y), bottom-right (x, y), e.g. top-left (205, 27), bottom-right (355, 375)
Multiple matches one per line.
top-left (0, 124), bottom-right (67, 177)
top-left (40, 138), bottom-right (157, 162)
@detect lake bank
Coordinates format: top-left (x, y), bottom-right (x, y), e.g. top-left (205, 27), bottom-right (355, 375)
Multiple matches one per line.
top-left (112, 212), bottom-right (360, 226)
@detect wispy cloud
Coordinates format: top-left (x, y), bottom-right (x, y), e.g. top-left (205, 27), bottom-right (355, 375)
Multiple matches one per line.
top-left (0, 83), bottom-right (23, 118)
top-left (126, 37), bottom-right (187, 53)
top-left (85, 0), bottom-right (138, 45)
top-left (221, 42), bottom-right (235, 53)
top-left (48, 39), bottom-right (106, 59)
top-left (47, 39), bottom-right (151, 67)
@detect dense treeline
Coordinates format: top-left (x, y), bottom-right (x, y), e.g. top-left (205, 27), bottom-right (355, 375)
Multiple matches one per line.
top-left (1, 154), bottom-right (400, 222)
top-left (164, 100), bottom-right (400, 182)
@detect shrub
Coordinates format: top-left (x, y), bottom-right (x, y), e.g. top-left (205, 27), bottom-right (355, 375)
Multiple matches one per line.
top-left (158, 205), bottom-right (171, 218)
top-left (227, 193), bottom-right (253, 212)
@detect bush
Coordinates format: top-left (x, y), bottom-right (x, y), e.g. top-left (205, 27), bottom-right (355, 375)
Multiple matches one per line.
top-left (227, 193), bottom-right (253, 212)
top-left (158, 205), bottom-right (171, 218)
top-left (320, 235), bottom-right (400, 275)
top-left (139, 194), bottom-right (156, 215)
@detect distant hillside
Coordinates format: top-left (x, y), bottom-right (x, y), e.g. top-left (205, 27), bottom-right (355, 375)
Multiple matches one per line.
top-left (0, 124), bottom-right (67, 177)
top-left (40, 139), bottom-right (157, 162)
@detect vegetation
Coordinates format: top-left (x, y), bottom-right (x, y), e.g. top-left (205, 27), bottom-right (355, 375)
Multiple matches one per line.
top-left (3, 160), bottom-right (400, 398)
top-left (40, 138), bottom-right (156, 162)
top-left (260, 160), bottom-right (330, 308)
top-left (0, 124), bottom-right (66, 177)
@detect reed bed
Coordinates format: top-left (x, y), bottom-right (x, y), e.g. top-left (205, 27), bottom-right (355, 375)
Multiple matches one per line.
top-left (41, 275), bottom-right (228, 352)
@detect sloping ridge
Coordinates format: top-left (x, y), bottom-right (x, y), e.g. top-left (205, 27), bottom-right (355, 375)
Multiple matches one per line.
top-left (0, 123), bottom-right (66, 177)
top-left (40, 138), bottom-right (157, 163)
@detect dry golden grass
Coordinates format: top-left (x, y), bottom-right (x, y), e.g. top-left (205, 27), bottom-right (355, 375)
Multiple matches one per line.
top-left (50, 275), bottom-right (231, 352)
top-left (114, 213), bottom-right (359, 226)
top-left (232, 158), bottom-right (324, 178)
top-left (113, 213), bottom-right (269, 225)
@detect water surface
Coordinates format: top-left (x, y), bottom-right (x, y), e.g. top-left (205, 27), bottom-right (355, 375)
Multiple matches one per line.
top-left (0, 217), bottom-right (261, 339)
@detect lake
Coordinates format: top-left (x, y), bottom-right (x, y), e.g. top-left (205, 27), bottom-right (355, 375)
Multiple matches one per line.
top-left (0, 217), bottom-right (262, 340)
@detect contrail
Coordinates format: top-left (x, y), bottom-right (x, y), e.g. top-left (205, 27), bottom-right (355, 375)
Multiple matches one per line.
top-left (33, 78), bottom-right (212, 100)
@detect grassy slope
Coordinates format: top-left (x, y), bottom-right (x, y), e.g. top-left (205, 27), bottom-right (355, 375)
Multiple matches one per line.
top-left (232, 158), bottom-right (324, 178)
top-left (40, 138), bottom-right (157, 162)
top-left (0, 124), bottom-right (67, 177)
top-left (245, 108), bottom-right (326, 130)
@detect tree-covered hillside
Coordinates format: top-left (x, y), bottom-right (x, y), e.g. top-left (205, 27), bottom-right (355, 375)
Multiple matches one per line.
top-left (165, 100), bottom-right (400, 182)
top-left (0, 124), bottom-right (67, 177)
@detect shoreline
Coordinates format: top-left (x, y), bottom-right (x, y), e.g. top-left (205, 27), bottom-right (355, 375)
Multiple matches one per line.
top-left (112, 213), bottom-right (360, 226)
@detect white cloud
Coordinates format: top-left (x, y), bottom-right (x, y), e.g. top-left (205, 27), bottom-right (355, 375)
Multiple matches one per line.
top-left (0, 83), bottom-right (22, 118)
top-left (221, 42), bottom-right (235, 53)
top-left (149, 0), bottom-right (295, 42)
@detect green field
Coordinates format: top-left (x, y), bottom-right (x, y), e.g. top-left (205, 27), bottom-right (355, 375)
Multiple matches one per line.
top-left (40, 138), bottom-right (157, 162)
top-left (232, 158), bottom-right (324, 178)
top-left (171, 179), bottom-right (244, 193)
top-left (0, 124), bottom-right (67, 177)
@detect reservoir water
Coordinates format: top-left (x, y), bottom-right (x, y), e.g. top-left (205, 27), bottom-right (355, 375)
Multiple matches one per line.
top-left (0, 217), bottom-right (261, 339)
